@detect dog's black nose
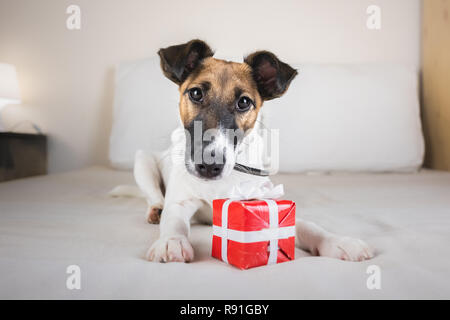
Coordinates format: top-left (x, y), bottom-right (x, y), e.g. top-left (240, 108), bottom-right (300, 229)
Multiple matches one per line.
top-left (195, 162), bottom-right (224, 179)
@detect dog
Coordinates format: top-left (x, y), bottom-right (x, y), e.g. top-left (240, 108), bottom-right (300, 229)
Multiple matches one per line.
top-left (117, 39), bottom-right (374, 263)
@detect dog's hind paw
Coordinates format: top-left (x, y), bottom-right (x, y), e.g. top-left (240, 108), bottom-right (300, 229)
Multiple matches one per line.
top-left (146, 235), bottom-right (194, 263)
top-left (146, 205), bottom-right (162, 224)
top-left (318, 236), bottom-right (375, 262)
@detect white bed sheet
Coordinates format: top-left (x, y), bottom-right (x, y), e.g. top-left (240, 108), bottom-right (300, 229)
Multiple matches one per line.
top-left (0, 166), bottom-right (449, 299)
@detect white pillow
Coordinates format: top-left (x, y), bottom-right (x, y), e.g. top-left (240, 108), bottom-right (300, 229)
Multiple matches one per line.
top-left (110, 59), bottom-right (424, 173)
top-left (109, 56), bottom-right (180, 169)
top-left (262, 64), bottom-right (424, 172)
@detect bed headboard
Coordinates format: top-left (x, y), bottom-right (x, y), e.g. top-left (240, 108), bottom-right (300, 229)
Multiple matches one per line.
top-left (422, 0), bottom-right (450, 171)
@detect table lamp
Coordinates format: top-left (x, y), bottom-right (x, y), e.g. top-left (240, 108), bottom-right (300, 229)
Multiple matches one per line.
top-left (0, 63), bottom-right (21, 131)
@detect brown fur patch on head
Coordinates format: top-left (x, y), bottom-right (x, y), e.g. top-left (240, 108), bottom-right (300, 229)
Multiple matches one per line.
top-left (178, 57), bottom-right (263, 132)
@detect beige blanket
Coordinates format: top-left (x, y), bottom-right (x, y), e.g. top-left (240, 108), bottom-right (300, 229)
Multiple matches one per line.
top-left (0, 167), bottom-right (449, 299)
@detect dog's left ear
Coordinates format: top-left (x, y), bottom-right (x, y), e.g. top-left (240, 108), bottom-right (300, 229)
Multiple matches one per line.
top-left (244, 51), bottom-right (297, 101)
top-left (158, 39), bottom-right (214, 85)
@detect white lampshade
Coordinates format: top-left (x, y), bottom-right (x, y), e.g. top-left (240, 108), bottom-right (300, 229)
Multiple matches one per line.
top-left (0, 63), bottom-right (21, 108)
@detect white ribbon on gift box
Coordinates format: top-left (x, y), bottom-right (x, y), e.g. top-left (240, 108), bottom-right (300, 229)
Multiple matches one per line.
top-left (216, 198), bottom-right (294, 266)
top-left (216, 181), bottom-right (289, 265)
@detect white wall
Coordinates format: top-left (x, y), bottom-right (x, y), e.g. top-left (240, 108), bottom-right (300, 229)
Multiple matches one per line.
top-left (0, 0), bottom-right (421, 173)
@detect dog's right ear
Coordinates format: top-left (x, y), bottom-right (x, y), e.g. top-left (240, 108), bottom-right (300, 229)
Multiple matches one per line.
top-left (158, 39), bottom-right (214, 85)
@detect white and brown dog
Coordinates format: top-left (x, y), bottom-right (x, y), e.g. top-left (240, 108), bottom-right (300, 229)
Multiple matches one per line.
top-left (117, 39), bottom-right (374, 263)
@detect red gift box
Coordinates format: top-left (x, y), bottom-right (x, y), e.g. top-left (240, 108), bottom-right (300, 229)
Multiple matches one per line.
top-left (212, 199), bottom-right (296, 270)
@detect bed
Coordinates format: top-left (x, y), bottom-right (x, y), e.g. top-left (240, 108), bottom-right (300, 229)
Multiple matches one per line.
top-left (1, 166), bottom-right (449, 299)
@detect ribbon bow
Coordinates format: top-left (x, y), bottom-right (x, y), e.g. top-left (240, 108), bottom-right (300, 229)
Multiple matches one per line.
top-left (228, 180), bottom-right (284, 200)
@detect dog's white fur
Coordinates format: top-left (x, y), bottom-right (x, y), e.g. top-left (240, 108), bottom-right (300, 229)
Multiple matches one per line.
top-left (117, 118), bottom-right (374, 263)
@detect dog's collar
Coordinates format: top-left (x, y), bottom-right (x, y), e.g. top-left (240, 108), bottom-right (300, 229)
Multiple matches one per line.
top-left (233, 163), bottom-right (270, 177)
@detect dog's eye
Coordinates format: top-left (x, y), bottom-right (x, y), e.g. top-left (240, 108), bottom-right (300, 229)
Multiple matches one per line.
top-left (236, 96), bottom-right (253, 112)
top-left (189, 87), bottom-right (203, 102)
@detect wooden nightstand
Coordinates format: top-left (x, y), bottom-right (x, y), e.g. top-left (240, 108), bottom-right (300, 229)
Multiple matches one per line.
top-left (0, 132), bottom-right (47, 182)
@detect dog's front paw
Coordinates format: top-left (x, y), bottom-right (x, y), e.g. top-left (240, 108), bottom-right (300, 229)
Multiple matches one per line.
top-left (318, 236), bottom-right (374, 261)
top-left (146, 236), bottom-right (194, 263)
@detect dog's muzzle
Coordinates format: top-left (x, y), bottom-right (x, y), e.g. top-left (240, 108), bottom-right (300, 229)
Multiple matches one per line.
top-left (195, 160), bottom-right (225, 179)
